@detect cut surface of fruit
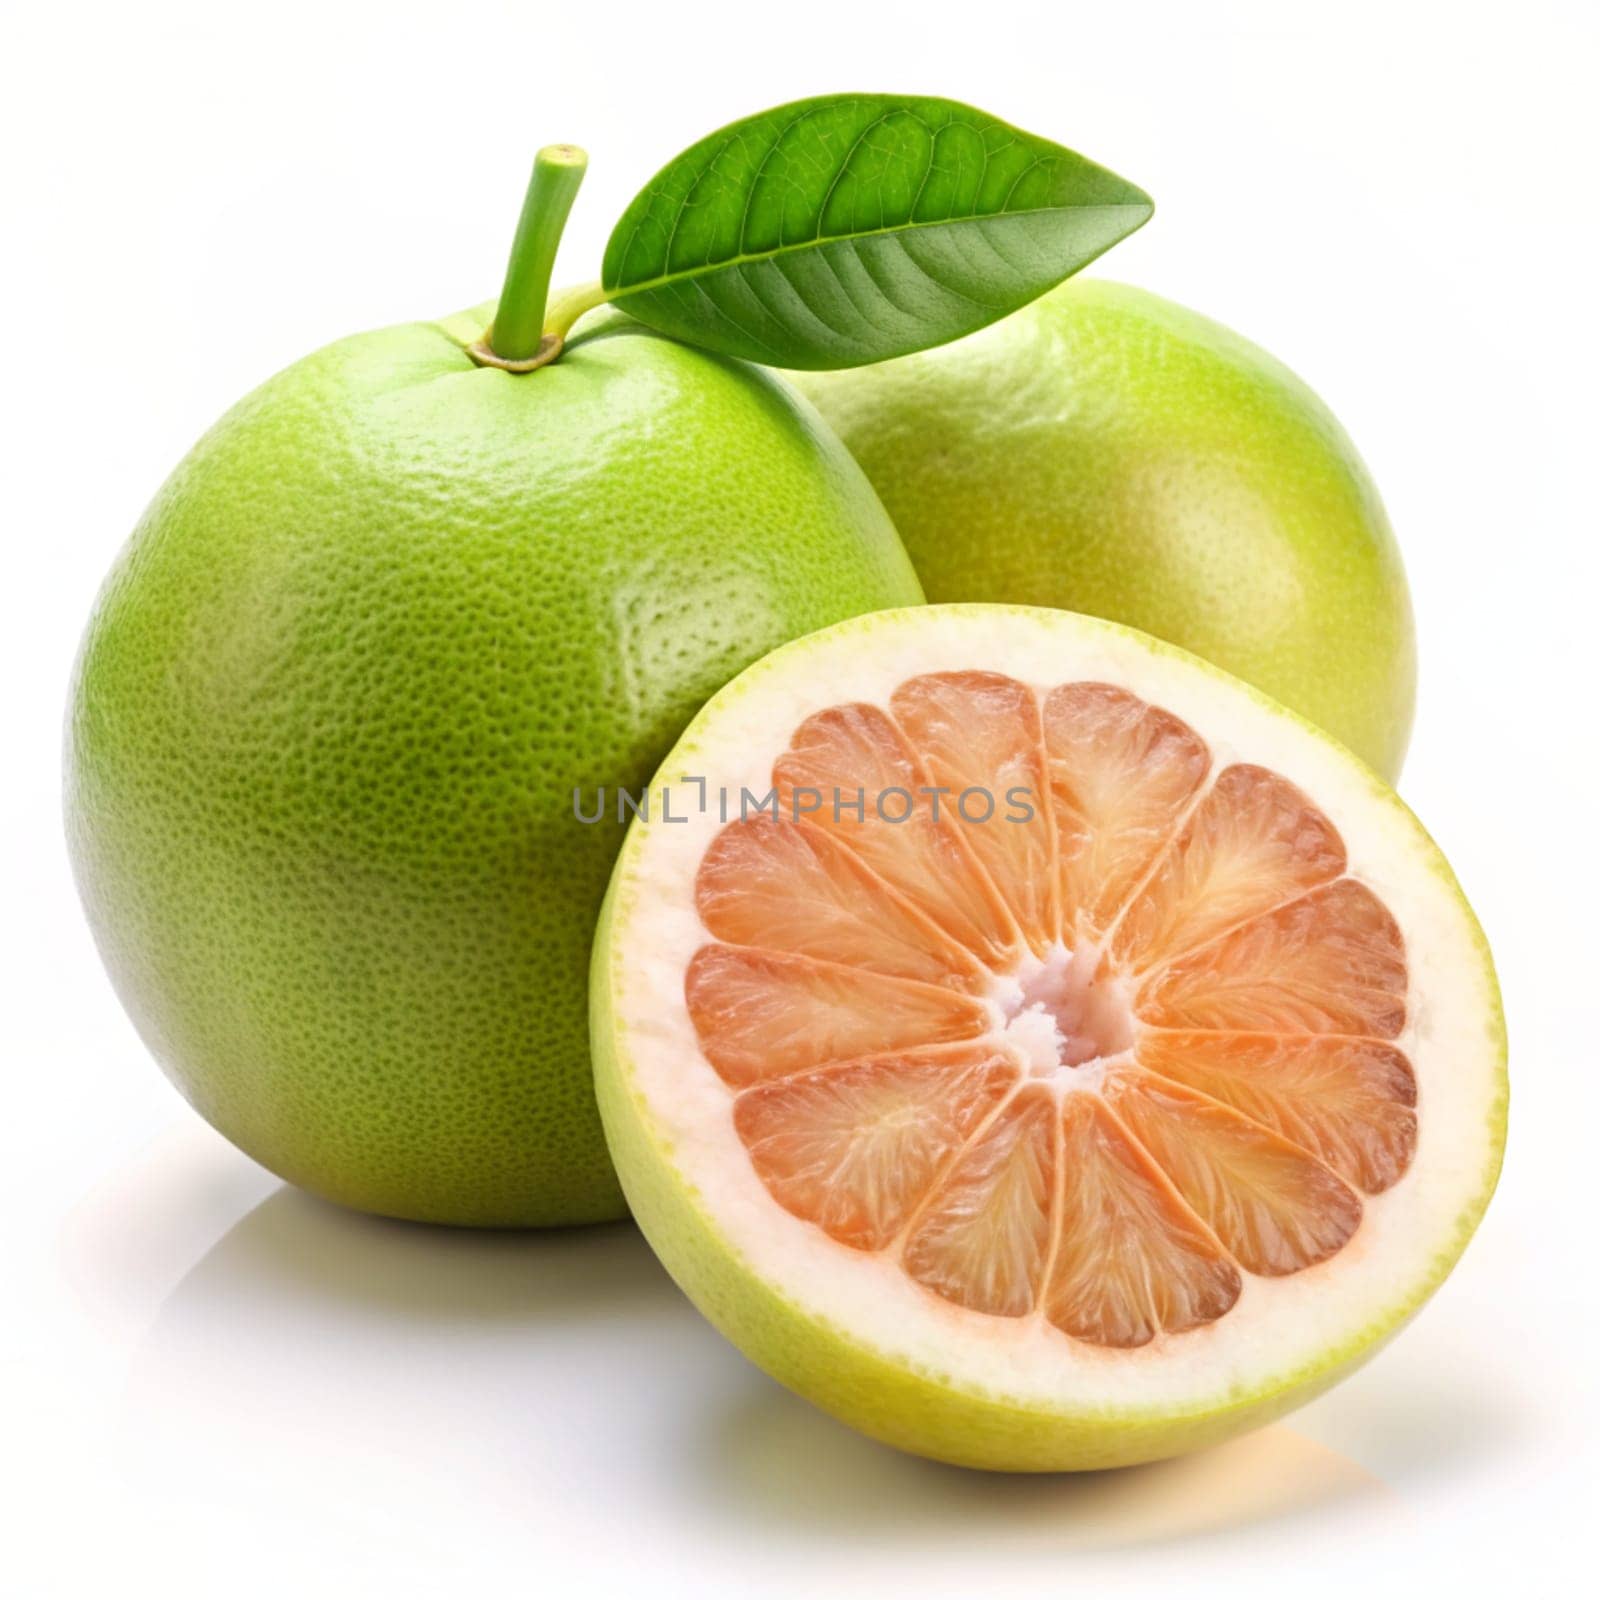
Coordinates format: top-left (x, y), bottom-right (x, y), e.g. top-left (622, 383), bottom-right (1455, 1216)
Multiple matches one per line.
top-left (594, 606), bottom-right (1504, 1470)
top-left (685, 666), bottom-right (1405, 1344)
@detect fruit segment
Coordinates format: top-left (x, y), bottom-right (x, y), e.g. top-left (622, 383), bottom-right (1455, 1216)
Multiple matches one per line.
top-left (1112, 764), bottom-right (1346, 971)
top-left (695, 817), bottom-right (982, 989)
top-left (1135, 1032), bottom-right (1417, 1195)
top-left (1106, 1071), bottom-right (1362, 1275)
top-left (1043, 1093), bottom-right (1242, 1347)
top-left (903, 1086), bottom-right (1057, 1317)
top-left (735, 1051), bottom-right (1019, 1250)
top-left (687, 674), bottom-right (1419, 1350)
top-left (1042, 683), bottom-right (1211, 943)
top-left (1135, 878), bottom-right (1407, 1037)
top-left (889, 672), bottom-right (1057, 952)
top-left (774, 703), bottom-right (1019, 964)
top-left (685, 945), bottom-right (989, 1086)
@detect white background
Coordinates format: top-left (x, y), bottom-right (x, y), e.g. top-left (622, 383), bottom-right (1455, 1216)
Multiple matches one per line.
top-left (4, 1), bottom-right (1596, 1593)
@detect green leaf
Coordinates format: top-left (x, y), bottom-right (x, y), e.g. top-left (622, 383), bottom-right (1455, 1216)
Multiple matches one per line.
top-left (600, 94), bottom-right (1152, 371)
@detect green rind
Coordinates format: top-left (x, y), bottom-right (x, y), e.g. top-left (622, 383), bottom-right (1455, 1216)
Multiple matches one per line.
top-left (591, 604), bottom-right (1506, 1471)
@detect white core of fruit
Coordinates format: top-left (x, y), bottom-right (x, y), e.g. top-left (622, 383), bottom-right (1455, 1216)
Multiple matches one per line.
top-left (995, 944), bottom-right (1135, 1085)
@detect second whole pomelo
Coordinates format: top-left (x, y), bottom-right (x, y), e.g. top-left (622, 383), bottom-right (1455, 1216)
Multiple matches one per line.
top-left (796, 279), bottom-right (1417, 779)
top-left (66, 305), bottom-right (921, 1227)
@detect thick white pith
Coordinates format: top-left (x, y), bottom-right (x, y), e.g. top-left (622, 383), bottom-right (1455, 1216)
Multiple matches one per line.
top-left (605, 608), bottom-right (1503, 1410)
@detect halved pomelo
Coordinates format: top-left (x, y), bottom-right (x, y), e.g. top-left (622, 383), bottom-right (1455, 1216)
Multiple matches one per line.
top-left (592, 606), bottom-right (1505, 1471)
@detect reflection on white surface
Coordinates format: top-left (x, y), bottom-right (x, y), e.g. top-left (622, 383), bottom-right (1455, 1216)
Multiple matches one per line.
top-left (55, 1126), bottom-right (1402, 1564)
top-left (40, 1117), bottom-right (1562, 1593)
top-left (702, 1390), bottom-right (1384, 1548)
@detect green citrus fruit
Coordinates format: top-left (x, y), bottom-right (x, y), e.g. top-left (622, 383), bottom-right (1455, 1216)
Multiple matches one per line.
top-left (592, 604), bottom-right (1504, 1470)
top-left (795, 279), bottom-right (1416, 778)
top-left (66, 306), bottom-right (921, 1226)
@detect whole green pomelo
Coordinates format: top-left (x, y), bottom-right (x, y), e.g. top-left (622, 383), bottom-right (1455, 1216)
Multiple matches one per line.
top-left (66, 307), bottom-right (921, 1227)
top-left (795, 278), bottom-right (1416, 778)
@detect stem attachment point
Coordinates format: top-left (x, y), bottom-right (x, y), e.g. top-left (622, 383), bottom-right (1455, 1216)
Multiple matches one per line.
top-left (469, 332), bottom-right (565, 373)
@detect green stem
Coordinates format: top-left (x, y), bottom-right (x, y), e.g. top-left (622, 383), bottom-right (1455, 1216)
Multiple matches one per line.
top-left (488, 145), bottom-right (590, 363)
